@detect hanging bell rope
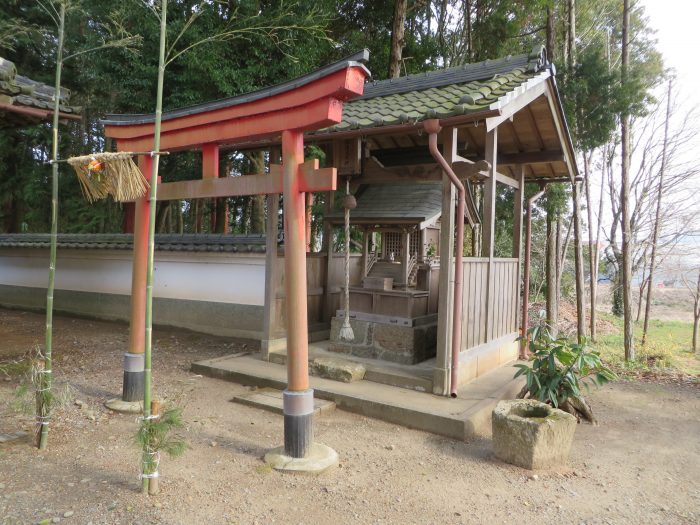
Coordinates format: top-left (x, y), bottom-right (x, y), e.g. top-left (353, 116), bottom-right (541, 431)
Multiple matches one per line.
top-left (67, 152), bottom-right (149, 203)
top-left (339, 177), bottom-right (357, 342)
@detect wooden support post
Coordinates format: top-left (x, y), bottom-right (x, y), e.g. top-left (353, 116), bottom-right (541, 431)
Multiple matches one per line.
top-left (262, 148), bottom-right (282, 360)
top-left (305, 192), bottom-right (314, 252)
top-left (482, 128), bottom-right (498, 342)
top-left (513, 165), bottom-right (525, 334)
top-left (362, 229), bottom-right (370, 277)
top-left (402, 231), bottom-right (411, 285)
top-left (122, 155), bottom-right (152, 402)
top-left (281, 130), bottom-right (313, 458)
top-left (202, 144), bottom-right (219, 233)
top-left (323, 192), bottom-right (336, 322)
top-left (433, 127), bottom-right (457, 395)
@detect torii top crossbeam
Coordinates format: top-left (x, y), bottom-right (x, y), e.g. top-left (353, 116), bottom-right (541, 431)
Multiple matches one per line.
top-left (101, 51), bottom-right (371, 461)
top-left (103, 50), bottom-right (370, 152)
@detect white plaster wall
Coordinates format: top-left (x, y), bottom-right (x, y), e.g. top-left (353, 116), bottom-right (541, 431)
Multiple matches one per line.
top-left (0, 248), bottom-right (265, 306)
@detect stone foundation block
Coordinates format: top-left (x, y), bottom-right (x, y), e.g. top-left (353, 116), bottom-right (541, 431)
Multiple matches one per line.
top-left (310, 357), bottom-right (366, 383)
top-left (330, 318), bottom-right (373, 346)
top-left (492, 399), bottom-right (577, 470)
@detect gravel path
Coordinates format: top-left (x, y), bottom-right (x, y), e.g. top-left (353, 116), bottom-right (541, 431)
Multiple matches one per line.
top-left (0, 308), bottom-right (699, 525)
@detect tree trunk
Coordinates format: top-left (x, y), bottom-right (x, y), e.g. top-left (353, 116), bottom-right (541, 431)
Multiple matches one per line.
top-left (583, 152), bottom-right (597, 340)
top-left (642, 80), bottom-right (673, 345)
top-left (572, 180), bottom-right (586, 341)
top-left (567, 0), bottom-right (576, 67)
top-left (546, 7), bottom-right (555, 62)
top-left (388, 0), bottom-right (408, 78)
top-left (247, 151), bottom-right (265, 234)
top-left (465, 0), bottom-right (473, 62)
top-left (693, 271), bottom-right (700, 354)
top-left (621, 0), bottom-right (635, 361)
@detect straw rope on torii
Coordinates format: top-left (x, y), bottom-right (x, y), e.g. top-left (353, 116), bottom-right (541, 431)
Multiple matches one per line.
top-left (67, 151), bottom-right (149, 203)
top-left (339, 176), bottom-right (357, 341)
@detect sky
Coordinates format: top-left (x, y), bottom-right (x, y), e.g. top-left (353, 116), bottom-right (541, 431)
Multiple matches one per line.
top-left (641, 0), bottom-right (700, 251)
top-left (641, 0), bottom-right (700, 117)
top-left (589, 0), bottom-right (700, 260)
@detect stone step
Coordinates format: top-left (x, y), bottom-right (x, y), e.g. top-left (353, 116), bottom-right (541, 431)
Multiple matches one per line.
top-left (193, 354), bottom-right (526, 441)
top-left (231, 387), bottom-right (336, 416)
top-left (269, 345), bottom-right (432, 391)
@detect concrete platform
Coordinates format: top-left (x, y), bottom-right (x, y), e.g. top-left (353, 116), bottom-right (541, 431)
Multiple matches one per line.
top-left (192, 353), bottom-right (525, 441)
top-left (232, 387), bottom-right (336, 416)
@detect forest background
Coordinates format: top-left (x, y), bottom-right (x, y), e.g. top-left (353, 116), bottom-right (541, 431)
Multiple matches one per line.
top-left (1, 0), bottom-right (699, 362)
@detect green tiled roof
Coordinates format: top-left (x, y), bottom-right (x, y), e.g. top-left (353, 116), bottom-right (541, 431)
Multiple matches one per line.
top-left (0, 234), bottom-right (266, 253)
top-left (325, 183), bottom-right (443, 225)
top-left (0, 57), bottom-right (81, 125)
top-left (319, 46), bottom-right (548, 134)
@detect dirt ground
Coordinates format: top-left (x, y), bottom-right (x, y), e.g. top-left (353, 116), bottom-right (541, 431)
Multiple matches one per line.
top-left (1, 308), bottom-right (699, 525)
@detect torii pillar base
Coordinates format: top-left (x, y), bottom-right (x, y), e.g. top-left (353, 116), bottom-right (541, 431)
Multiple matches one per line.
top-left (264, 442), bottom-right (339, 474)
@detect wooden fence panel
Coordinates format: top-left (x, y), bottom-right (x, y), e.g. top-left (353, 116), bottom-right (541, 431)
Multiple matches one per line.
top-left (461, 257), bottom-right (519, 350)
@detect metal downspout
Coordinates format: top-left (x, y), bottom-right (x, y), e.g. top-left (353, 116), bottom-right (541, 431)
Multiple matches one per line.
top-left (520, 185), bottom-right (546, 359)
top-left (424, 120), bottom-right (464, 398)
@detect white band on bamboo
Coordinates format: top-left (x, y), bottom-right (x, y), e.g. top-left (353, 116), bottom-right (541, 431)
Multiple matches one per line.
top-left (136, 414), bottom-right (161, 422)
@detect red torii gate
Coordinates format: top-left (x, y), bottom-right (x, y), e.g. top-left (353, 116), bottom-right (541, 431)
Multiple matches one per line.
top-left (103, 51), bottom-right (370, 461)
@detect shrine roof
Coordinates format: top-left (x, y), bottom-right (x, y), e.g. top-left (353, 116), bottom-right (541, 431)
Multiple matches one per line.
top-left (317, 46), bottom-right (549, 135)
top-left (325, 183), bottom-right (443, 227)
top-left (0, 234), bottom-right (266, 253)
top-left (0, 57), bottom-right (81, 127)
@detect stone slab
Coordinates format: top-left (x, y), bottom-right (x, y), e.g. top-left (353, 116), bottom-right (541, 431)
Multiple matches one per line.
top-left (105, 398), bottom-right (143, 414)
top-left (264, 442), bottom-right (338, 474)
top-left (231, 388), bottom-right (335, 416)
top-left (310, 357), bottom-right (366, 383)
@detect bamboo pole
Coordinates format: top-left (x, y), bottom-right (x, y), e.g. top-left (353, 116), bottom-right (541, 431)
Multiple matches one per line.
top-left (40, 1), bottom-right (66, 451)
top-left (142, 0), bottom-right (168, 494)
top-left (148, 400), bottom-right (161, 495)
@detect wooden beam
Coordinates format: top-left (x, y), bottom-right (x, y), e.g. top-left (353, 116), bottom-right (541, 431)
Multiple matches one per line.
top-left (202, 143), bottom-right (219, 178)
top-left (153, 160), bottom-right (336, 201)
top-left (513, 165), bottom-right (525, 259)
top-left (485, 77), bottom-right (549, 132)
top-left (543, 84), bottom-right (577, 181)
top-left (495, 171), bottom-right (520, 189)
top-left (361, 156), bottom-right (485, 184)
top-left (498, 150), bottom-right (564, 166)
top-left (481, 129), bottom-right (498, 258)
top-left (105, 67), bottom-right (367, 142)
top-left (113, 97), bottom-right (344, 152)
top-left (332, 137), bottom-right (362, 176)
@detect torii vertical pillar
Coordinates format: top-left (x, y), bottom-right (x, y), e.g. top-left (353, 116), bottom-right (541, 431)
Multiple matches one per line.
top-left (111, 155), bottom-right (151, 410)
top-left (281, 130), bottom-right (313, 457)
